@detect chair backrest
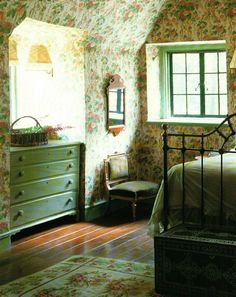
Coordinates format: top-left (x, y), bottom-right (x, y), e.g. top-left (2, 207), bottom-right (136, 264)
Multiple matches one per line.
top-left (104, 153), bottom-right (130, 190)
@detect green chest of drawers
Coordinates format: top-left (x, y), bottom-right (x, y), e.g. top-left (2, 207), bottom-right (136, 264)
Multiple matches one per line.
top-left (10, 141), bottom-right (80, 233)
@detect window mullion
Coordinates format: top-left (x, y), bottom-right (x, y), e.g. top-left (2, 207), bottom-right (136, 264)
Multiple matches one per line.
top-left (200, 53), bottom-right (205, 116)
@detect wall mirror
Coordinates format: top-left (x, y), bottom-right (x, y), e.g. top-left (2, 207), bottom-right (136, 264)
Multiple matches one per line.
top-left (107, 74), bottom-right (125, 136)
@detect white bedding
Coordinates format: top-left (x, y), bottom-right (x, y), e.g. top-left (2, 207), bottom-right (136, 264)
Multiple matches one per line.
top-left (148, 153), bottom-right (236, 237)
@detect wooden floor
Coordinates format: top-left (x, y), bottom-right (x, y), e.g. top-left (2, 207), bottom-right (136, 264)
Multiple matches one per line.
top-left (0, 207), bottom-right (154, 286)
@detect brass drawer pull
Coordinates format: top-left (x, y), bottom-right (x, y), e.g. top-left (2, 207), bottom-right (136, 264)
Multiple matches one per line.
top-left (68, 163), bottom-right (74, 168)
top-left (66, 197), bottom-right (74, 205)
top-left (19, 156), bottom-right (25, 162)
top-left (18, 171), bottom-right (24, 177)
top-left (18, 190), bottom-right (25, 197)
top-left (17, 210), bottom-right (24, 217)
top-left (68, 180), bottom-right (73, 185)
top-left (69, 149), bottom-right (74, 155)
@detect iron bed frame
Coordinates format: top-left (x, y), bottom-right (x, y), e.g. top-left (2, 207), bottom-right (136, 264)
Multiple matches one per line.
top-left (154, 113), bottom-right (236, 297)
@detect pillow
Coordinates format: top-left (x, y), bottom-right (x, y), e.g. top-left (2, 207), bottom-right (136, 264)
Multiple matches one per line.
top-left (109, 155), bottom-right (128, 180)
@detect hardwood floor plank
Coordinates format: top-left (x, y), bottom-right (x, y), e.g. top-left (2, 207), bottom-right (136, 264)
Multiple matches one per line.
top-left (12, 224), bottom-right (104, 254)
top-left (87, 227), bottom-right (148, 257)
top-left (0, 209), bottom-right (153, 285)
top-left (12, 222), bottom-right (93, 246)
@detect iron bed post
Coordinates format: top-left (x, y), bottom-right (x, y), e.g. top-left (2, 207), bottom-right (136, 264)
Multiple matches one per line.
top-left (219, 151), bottom-right (224, 226)
top-left (182, 133), bottom-right (186, 225)
top-left (162, 124), bottom-right (169, 232)
top-left (200, 133), bottom-right (205, 227)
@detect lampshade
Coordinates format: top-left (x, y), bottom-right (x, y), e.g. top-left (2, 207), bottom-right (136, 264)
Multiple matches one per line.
top-left (230, 49), bottom-right (236, 72)
top-left (27, 44), bottom-right (53, 75)
top-left (28, 44), bottom-right (52, 64)
top-left (9, 39), bottom-right (18, 65)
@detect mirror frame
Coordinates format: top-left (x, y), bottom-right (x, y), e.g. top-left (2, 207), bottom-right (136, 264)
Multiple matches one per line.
top-left (106, 74), bottom-right (125, 136)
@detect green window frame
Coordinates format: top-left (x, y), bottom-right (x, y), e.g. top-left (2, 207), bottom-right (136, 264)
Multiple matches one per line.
top-left (169, 50), bottom-right (227, 118)
top-left (146, 41), bottom-right (228, 124)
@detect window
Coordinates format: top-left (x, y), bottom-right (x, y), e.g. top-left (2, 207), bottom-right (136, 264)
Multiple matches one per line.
top-left (10, 65), bottom-right (55, 127)
top-left (170, 51), bottom-right (227, 118)
top-left (146, 40), bottom-right (228, 124)
top-left (9, 64), bottom-right (84, 140)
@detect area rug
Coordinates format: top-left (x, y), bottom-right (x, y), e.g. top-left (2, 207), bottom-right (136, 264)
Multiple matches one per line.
top-left (0, 255), bottom-right (158, 297)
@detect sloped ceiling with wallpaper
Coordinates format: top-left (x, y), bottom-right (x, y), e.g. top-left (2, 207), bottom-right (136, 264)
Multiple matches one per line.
top-left (0, 0), bottom-right (166, 237)
top-left (49, 0), bottom-right (166, 51)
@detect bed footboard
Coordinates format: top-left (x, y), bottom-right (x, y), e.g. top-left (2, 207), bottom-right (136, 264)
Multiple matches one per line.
top-left (154, 113), bottom-right (236, 296)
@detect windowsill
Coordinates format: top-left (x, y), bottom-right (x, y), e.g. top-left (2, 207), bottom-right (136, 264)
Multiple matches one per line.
top-left (147, 117), bottom-right (227, 127)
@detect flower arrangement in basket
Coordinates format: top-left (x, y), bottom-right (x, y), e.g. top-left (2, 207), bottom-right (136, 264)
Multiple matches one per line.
top-left (10, 116), bottom-right (71, 147)
top-left (10, 116), bottom-right (48, 147)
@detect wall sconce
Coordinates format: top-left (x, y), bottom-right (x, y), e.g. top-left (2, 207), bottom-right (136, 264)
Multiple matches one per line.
top-left (9, 39), bottom-right (19, 65)
top-left (27, 44), bottom-right (53, 75)
top-left (230, 49), bottom-right (236, 74)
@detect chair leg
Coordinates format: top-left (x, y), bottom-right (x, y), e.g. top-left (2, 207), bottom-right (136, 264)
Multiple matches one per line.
top-left (131, 201), bottom-right (137, 221)
top-left (105, 195), bottom-right (112, 216)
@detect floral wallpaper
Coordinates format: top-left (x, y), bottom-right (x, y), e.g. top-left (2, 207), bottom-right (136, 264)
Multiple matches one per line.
top-left (1, 0), bottom-right (235, 243)
top-left (0, 0), bottom-right (165, 239)
top-left (84, 47), bottom-right (143, 205)
top-left (137, 0), bottom-right (236, 183)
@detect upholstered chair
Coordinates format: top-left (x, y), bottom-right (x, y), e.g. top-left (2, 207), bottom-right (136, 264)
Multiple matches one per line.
top-left (104, 153), bottom-right (159, 220)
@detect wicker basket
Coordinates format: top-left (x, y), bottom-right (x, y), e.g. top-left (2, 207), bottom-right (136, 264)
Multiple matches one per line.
top-left (10, 116), bottom-right (48, 147)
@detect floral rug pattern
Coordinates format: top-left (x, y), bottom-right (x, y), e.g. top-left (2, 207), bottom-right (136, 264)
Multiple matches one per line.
top-left (0, 256), bottom-right (158, 297)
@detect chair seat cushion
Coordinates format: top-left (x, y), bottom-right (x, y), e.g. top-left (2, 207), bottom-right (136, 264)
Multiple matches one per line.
top-left (110, 181), bottom-right (159, 197)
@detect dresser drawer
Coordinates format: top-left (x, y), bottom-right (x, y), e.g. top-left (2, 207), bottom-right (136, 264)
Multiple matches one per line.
top-left (10, 191), bottom-right (77, 228)
top-left (11, 145), bottom-right (79, 166)
top-left (11, 174), bottom-right (78, 204)
top-left (11, 159), bottom-right (78, 184)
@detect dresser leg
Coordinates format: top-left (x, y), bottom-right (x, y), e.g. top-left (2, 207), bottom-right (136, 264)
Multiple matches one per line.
top-left (0, 235), bottom-right (11, 252)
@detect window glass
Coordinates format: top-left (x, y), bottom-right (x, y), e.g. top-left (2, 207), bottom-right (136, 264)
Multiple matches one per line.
top-left (170, 50), bottom-right (227, 117)
top-left (173, 74), bottom-right (186, 94)
top-left (172, 53), bottom-right (185, 73)
top-left (13, 66), bottom-right (55, 127)
top-left (187, 74), bottom-right (200, 94)
top-left (220, 95), bottom-right (227, 115)
top-left (186, 53), bottom-right (199, 73)
top-left (204, 53), bottom-right (218, 73)
top-left (173, 95), bottom-right (186, 114)
top-left (205, 73), bottom-right (218, 94)
top-left (219, 73), bottom-right (227, 93)
top-left (205, 95), bottom-right (218, 115)
top-left (219, 52), bottom-right (227, 72)
top-left (188, 95), bottom-right (201, 115)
